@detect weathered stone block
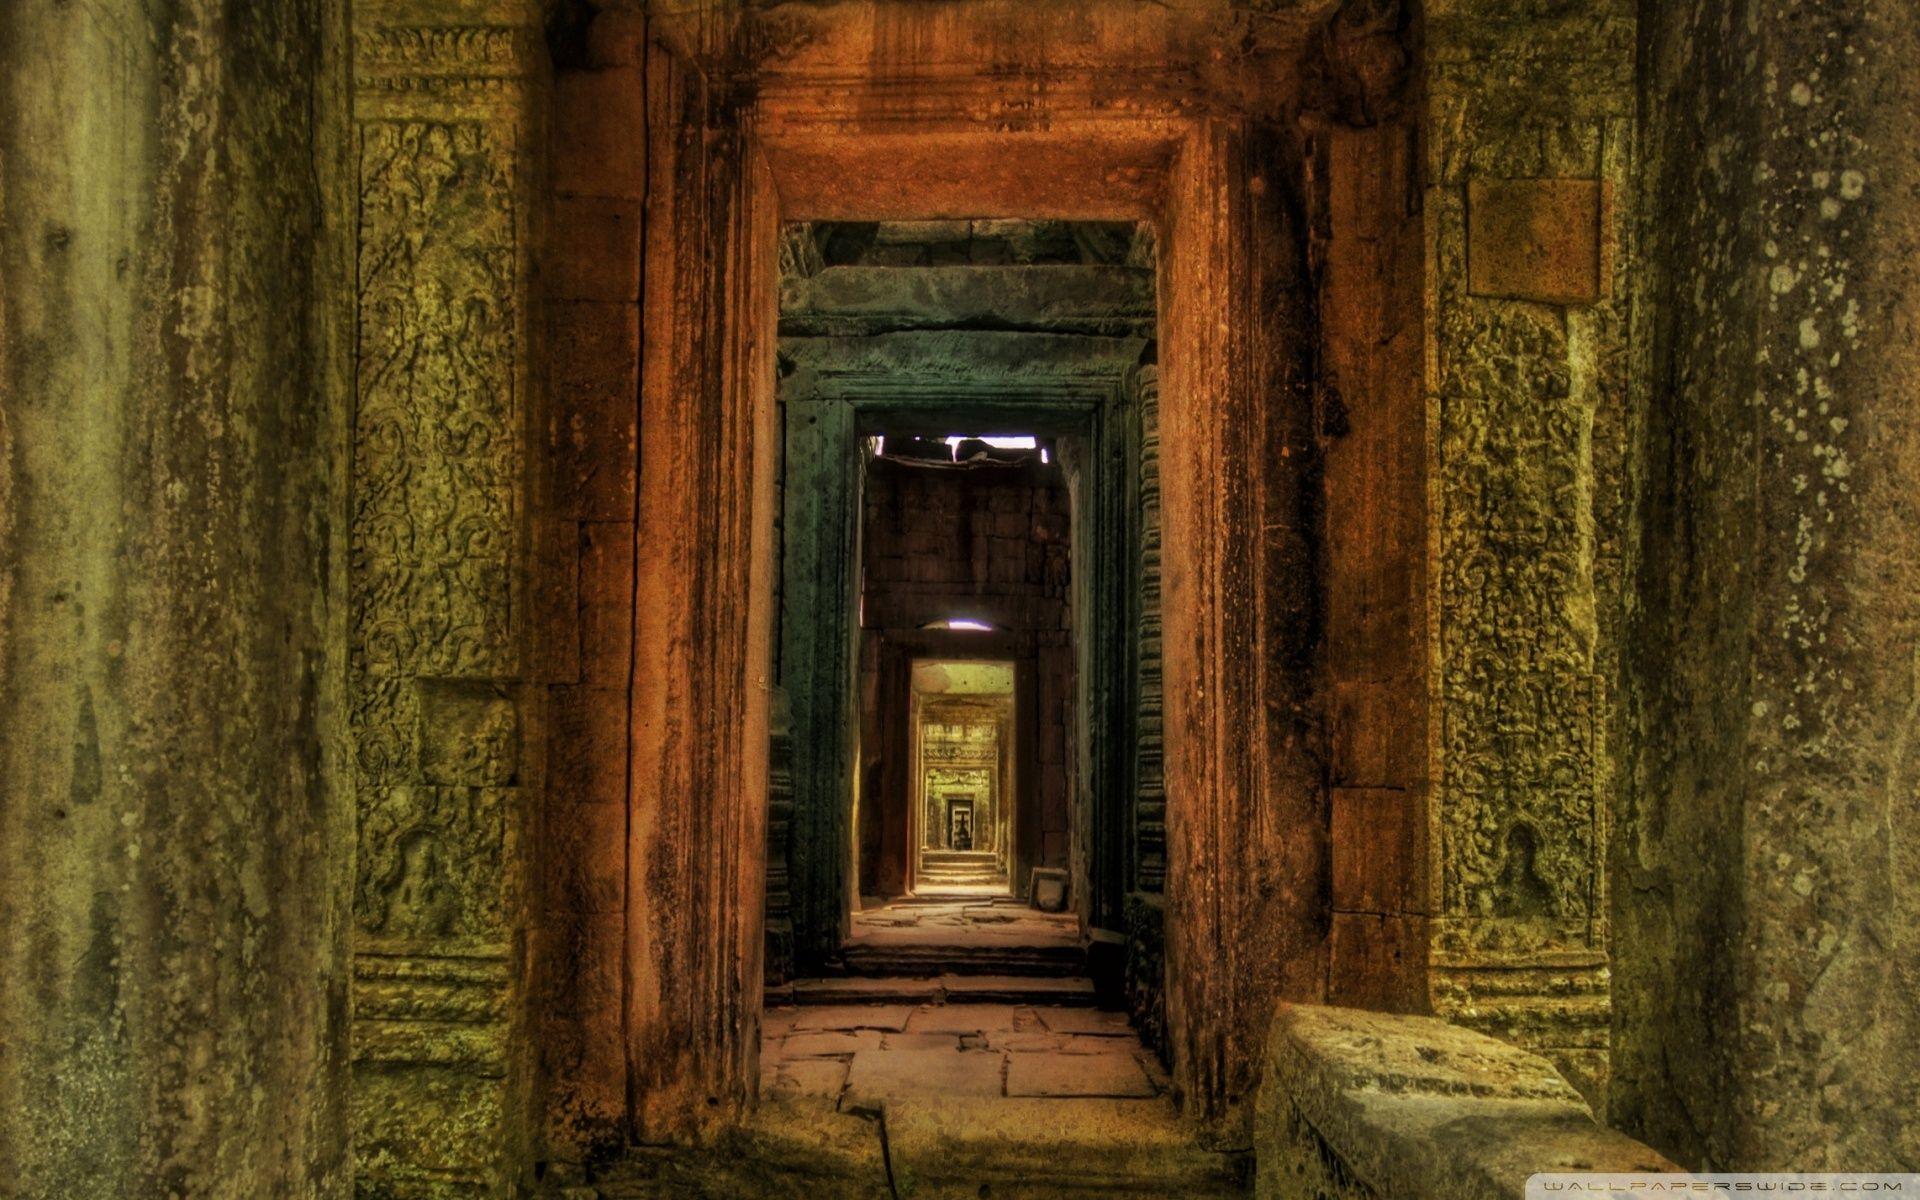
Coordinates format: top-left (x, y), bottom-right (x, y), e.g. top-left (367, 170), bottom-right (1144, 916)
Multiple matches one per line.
top-left (543, 800), bottom-right (626, 916)
top-left (1439, 782), bottom-right (1597, 921)
top-left (540, 1010), bottom-right (629, 1156)
top-left (1329, 680), bottom-right (1424, 790)
top-left (352, 1064), bottom-right (508, 1187)
top-left (355, 786), bottom-right (512, 942)
top-left (579, 523), bottom-right (635, 686)
top-left (550, 302), bottom-right (639, 521)
top-left (1436, 297), bottom-right (1572, 409)
top-left (843, 1048), bottom-right (1004, 1105)
top-left (547, 685), bottom-right (629, 807)
top-left (1326, 912), bottom-right (1428, 1012)
top-left (550, 195), bottom-right (643, 302)
top-left (532, 518), bottom-right (583, 685)
top-left (538, 910), bottom-right (623, 1020)
top-left (353, 675), bottom-right (421, 787)
top-left (418, 680), bottom-right (520, 787)
top-left (1438, 527), bottom-right (1592, 677)
top-left (1256, 1005), bottom-right (1674, 1200)
top-left (1466, 178), bottom-right (1607, 304)
top-left (793, 1005), bottom-right (916, 1033)
top-left (1331, 787), bottom-right (1425, 914)
top-left (353, 553), bottom-right (515, 679)
top-left (1005, 1050), bottom-right (1154, 1098)
top-left (552, 68), bottom-right (647, 198)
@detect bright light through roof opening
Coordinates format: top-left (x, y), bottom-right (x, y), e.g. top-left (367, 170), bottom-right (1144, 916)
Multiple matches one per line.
top-left (945, 435), bottom-right (1038, 453)
top-left (945, 619), bottom-right (994, 631)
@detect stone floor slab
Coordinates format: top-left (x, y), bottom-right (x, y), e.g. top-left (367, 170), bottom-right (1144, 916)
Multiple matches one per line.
top-left (764, 1057), bottom-right (850, 1100)
top-left (763, 1007), bottom-right (800, 1035)
top-left (1032, 1007), bottom-right (1134, 1036)
top-left (941, 974), bottom-right (1097, 1004)
top-left (780, 1030), bottom-right (883, 1058)
top-left (1005, 1050), bottom-right (1154, 1098)
top-left (843, 1048), bottom-right (1006, 1106)
top-left (792, 976), bottom-right (942, 1005)
top-left (981, 1031), bottom-right (1068, 1052)
top-left (792, 1004), bottom-right (915, 1033)
top-left (904, 1003), bottom-right (1034, 1035)
top-left (880, 1032), bottom-right (964, 1051)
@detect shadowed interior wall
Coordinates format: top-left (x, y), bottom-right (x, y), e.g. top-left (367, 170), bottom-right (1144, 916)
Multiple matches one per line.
top-left (0, 1), bottom-right (352, 1197)
top-left (857, 456), bottom-right (1074, 897)
top-left (1618, 0), bottom-right (1920, 1171)
top-left (537, 8), bottom-right (647, 1162)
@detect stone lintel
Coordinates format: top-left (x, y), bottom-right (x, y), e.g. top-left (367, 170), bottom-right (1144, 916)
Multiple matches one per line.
top-left (648, 0), bottom-right (1341, 110)
top-left (781, 331), bottom-right (1146, 397)
top-left (1256, 1004), bottom-right (1675, 1199)
top-left (780, 264), bottom-right (1156, 338)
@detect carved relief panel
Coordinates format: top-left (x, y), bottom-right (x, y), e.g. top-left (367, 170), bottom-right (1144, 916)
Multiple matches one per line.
top-left (347, 10), bottom-right (543, 1196)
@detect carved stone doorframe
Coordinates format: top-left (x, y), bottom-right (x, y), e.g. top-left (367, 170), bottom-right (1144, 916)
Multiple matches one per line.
top-left (739, 127), bottom-right (1314, 1127)
top-left (773, 334), bottom-right (1143, 974)
top-left (347, 6), bottom-right (1338, 1186)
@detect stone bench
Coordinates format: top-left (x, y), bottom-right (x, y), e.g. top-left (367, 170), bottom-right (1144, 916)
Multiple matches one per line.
top-left (1256, 1004), bottom-right (1677, 1199)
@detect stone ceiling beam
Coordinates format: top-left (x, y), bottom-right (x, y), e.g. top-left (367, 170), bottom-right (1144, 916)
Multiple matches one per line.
top-left (780, 331), bottom-right (1146, 398)
top-left (780, 265), bottom-right (1155, 338)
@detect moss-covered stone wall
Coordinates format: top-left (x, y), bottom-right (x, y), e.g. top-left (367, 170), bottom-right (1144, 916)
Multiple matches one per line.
top-left (1618, 0), bottom-right (1920, 1171)
top-left (0, 1), bottom-right (352, 1196)
top-left (1421, 0), bottom-right (1635, 1106)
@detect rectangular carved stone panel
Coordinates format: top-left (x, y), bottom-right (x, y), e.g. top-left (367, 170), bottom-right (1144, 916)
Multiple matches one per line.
top-left (355, 786), bottom-right (513, 943)
top-left (353, 119), bottom-right (519, 681)
top-left (1466, 178), bottom-right (1607, 305)
top-left (349, 14), bottom-right (541, 1196)
top-left (419, 680), bottom-right (521, 787)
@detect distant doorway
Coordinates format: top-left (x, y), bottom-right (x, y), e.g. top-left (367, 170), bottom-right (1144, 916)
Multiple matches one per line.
top-left (909, 659), bottom-right (1016, 894)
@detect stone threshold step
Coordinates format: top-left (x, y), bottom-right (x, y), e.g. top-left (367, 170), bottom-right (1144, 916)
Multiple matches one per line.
top-left (768, 974), bottom-right (1098, 1006)
top-left (840, 948), bottom-right (1086, 978)
top-left (574, 1098), bottom-right (1247, 1199)
top-left (867, 892), bottom-right (1023, 905)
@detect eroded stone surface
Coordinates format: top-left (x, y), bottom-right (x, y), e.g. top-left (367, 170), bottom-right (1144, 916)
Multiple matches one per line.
top-left (792, 1005), bottom-right (915, 1033)
top-left (843, 1048), bottom-right (1006, 1106)
top-left (1257, 1005), bottom-right (1674, 1200)
top-left (1619, 0), bottom-right (1920, 1170)
top-left (1006, 1051), bottom-right (1155, 1098)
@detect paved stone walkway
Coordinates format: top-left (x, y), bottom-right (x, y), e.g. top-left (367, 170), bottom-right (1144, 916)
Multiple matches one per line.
top-left (848, 897), bottom-right (1080, 950)
top-left (761, 1001), bottom-right (1171, 1106)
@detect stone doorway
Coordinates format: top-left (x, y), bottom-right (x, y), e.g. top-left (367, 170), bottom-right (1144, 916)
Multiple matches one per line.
top-left (907, 659), bottom-right (1016, 895)
top-left (770, 219), bottom-right (1153, 977)
top-left (353, 3), bottom-right (1452, 1189)
top-left (528, 8), bottom-right (1380, 1159)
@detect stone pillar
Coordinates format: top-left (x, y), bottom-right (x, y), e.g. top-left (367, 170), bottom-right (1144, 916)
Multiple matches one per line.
top-left (1422, 0), bottom-right (1634, 1105)
top-left (538, 7), bottom-right (648, 1162)
top-left (1161, 118), bottom-right (1326, 1117)
top-left (1131, 365), bottom-right (1168, 896)
top-left (345, 4), bottom-right (546, 1192)
top-left (777, 390), bottom-right (861, 968)
top-left (0, 1), bottom-right (350, 1196)
top-left (1318, 115), bottom-right (1430, 1018)
top-left (625, 39), bottom-right (781, 1140)
top-left (1619, 0), bottom-right (1920, 1171)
